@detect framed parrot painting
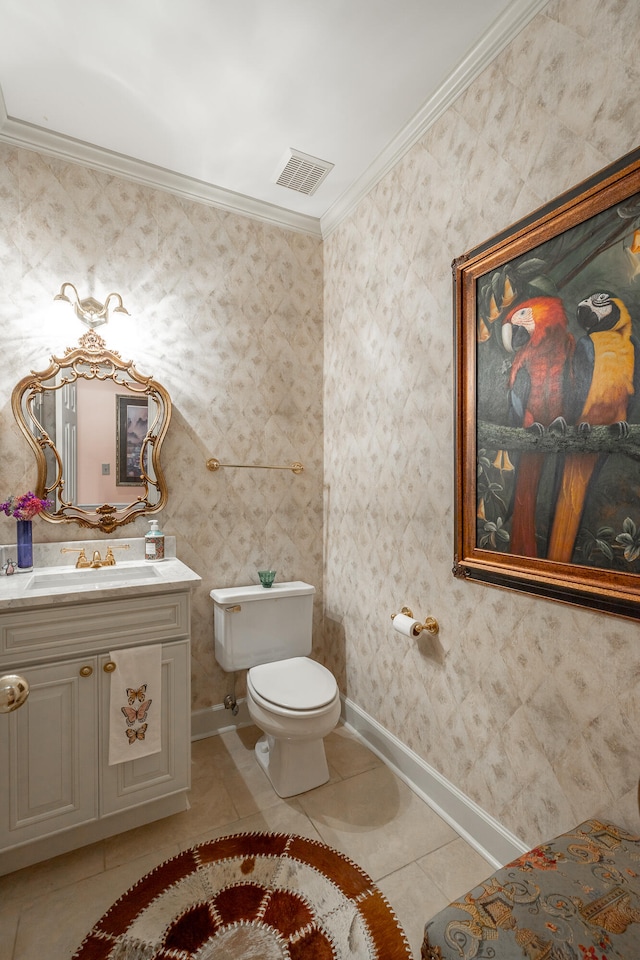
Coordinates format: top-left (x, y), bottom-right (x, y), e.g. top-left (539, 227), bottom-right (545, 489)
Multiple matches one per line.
top-left (454, 147), bottom-right (640, 619)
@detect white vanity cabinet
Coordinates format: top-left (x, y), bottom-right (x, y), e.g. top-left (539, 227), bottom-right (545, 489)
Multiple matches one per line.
top-left (0, 580), bottom-right (196, 876)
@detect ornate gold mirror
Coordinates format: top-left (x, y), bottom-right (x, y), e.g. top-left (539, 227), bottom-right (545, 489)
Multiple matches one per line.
top-left (12, 331), bottom-right (171, 532)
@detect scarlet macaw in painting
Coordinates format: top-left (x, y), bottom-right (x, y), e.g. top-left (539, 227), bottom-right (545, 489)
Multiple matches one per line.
top-left (501, 296), bottom-right (574, 557)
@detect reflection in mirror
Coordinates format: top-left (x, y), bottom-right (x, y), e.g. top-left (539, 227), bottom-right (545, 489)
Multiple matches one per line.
top-left (12, 331), bottom-right (171, 532)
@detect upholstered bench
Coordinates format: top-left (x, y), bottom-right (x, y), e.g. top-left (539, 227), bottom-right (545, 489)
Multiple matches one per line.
top-left (422, 819), bottom-right (640, 960)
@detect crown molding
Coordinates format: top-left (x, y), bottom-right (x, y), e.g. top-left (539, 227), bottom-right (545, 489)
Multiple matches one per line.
top-left (320, 0), bottom-right (550, 238)
top-left (0, 0), bottom-right (547, 243)
top-left (0, 99), bottom-right (322, 239)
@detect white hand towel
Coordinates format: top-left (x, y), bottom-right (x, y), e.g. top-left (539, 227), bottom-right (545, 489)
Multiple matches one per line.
top-left (108, 645), bottom-right (162, 765)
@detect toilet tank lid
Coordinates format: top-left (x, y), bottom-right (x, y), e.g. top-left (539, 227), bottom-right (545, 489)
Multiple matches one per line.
top-left (210, 581), bottom-right (315, 604)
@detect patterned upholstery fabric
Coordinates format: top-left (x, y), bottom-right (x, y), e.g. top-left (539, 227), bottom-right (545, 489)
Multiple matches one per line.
top-left (422, 820), bottom-right (640, 960)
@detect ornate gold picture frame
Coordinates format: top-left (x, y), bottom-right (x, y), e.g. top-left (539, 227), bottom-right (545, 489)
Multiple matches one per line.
top-left (454, 147), bottom-right (640, 618)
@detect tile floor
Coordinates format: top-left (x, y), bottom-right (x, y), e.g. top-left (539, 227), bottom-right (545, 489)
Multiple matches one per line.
top-left (1, 723), bottom-right (494, 960)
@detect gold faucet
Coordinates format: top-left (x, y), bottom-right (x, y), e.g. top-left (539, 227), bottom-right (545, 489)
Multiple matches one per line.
top-left (61, 544), bottom-right (129, 569)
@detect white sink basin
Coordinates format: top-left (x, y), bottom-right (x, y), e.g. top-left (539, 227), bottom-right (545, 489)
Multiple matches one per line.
top-left (26, 564), bottom-right (162, 590)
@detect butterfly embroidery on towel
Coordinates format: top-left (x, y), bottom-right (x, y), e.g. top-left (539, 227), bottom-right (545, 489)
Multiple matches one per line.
top-left (121, 700), bottom-right (152, 725)
top-left (126, 684), bottom-right (147, 705)
top-left (126, 724), bottom-right (147, 744)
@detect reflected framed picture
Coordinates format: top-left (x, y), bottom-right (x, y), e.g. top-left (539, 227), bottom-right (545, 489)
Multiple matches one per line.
top-left (453, 147), bottom-right (640, 618)
top-left (116, 395), bottom-right (148, 486)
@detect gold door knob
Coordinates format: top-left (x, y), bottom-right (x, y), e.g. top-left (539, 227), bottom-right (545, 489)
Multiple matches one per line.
top-left (79, 665), bottom-right (93, 677)
top-left (103, 661), bottom-right (117, 673)
top-left (0, 674), bottom-right (30, 713)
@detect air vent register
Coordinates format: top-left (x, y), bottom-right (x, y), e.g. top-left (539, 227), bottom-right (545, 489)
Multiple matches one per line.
top-left (274, 149), bottom-right (334, 196)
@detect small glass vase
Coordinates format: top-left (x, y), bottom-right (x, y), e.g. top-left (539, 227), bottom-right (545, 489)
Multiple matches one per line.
top-left (16, 519), bottom-right (33, 570)
top-left (258, 569), bottom-right (276, 588)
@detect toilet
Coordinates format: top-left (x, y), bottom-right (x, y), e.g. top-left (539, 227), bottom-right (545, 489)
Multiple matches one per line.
top-left (210, 581), bottom-right (340, 798)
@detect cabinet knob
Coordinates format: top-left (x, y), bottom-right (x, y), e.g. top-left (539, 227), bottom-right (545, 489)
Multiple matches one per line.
top-left (79, 665), bottom-right (93, 678)
top-left (103, 661), bottom-right (117, 673)
top-left (0, 674), bottom-right (30, 712)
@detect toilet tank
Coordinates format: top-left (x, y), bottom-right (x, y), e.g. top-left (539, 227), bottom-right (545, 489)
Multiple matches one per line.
top-left (210, 581), bottom-right (315, 671)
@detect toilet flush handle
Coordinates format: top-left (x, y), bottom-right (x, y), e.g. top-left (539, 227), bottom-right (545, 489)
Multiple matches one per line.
top-left (225, 605), bottom-right (241, 612)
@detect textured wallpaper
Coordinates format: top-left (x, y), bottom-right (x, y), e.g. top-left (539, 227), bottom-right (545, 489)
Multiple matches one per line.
top-left (0, 147), bottom-right (324, 710)
top-left (323, 0), bottom-right (640, 846)
top-left (0, 0), bottom-right (638, 852)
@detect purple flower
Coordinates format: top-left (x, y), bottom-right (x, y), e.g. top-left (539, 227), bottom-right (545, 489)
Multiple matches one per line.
top-left (0, 492), bottom-right (53, 520)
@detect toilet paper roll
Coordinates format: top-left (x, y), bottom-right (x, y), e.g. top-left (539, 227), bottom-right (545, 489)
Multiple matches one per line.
top-left (392, 613), bottom-right (421, 638)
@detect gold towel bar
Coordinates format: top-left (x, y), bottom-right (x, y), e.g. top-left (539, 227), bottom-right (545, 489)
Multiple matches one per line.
top-left (206, 458), bottom-right (304, 475)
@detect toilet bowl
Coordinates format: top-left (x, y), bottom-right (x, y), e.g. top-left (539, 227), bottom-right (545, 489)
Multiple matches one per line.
top-left (246, 656), bottom-right (341, 797)
top-left (210, 581), bottom-right (340, 798)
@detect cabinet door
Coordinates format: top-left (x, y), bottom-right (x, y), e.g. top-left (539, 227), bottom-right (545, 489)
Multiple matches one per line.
top-left (0, 658), bottom-right (98, 849)
top-left (100, 639), bottom-right (190, 814)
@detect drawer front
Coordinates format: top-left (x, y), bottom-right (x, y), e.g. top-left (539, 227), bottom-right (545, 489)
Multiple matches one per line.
top-left (0, 592), bottom-right (190, 666)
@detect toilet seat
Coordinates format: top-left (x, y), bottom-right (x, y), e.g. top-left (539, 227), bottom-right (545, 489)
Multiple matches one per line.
top-left (248, 657), bottom-right (337, 711)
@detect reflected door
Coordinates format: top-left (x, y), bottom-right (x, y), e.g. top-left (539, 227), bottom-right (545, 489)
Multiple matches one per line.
top-left (56, 382), bottom-right (77, 506)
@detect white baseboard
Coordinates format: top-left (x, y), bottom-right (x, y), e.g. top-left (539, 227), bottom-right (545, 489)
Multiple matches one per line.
top-left (340, 696), bottom-right (527, 868)
top-left (191, 695), bottom-right (527, 868)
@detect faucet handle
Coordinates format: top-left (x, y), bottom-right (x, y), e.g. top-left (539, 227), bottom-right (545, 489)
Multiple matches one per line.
top-left (61, 547), bottom-right (90, 568)
top-left (105, 543), bottom-right (129, 566)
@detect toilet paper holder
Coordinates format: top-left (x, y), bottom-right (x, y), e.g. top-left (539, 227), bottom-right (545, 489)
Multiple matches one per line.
top-left (391, 607), bottom-right (439, 635)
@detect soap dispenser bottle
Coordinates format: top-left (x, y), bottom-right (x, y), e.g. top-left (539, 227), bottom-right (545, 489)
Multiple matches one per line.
top-left (145, 519), bottom-right (165, 561)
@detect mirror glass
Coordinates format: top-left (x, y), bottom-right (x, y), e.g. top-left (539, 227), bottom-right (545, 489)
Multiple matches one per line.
top-left (12, 331), bottom-right (171, 532)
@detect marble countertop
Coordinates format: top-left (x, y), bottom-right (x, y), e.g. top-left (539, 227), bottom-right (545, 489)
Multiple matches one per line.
top-left (0, 537), bottom-right (201, 610)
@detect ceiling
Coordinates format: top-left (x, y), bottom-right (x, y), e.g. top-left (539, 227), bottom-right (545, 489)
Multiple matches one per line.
top-left (0, 0), bottom-right (545, 236)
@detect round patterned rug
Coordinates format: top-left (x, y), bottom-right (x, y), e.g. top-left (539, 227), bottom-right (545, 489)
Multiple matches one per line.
top-left (72, 831), bottom-right (412, 959)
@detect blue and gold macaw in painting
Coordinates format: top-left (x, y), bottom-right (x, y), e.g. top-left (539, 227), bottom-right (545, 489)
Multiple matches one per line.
top-left (547, 292), bottom-right (640, 563)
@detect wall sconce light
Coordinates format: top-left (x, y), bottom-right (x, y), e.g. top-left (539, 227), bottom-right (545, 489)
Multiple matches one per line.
top-left (54, 282), bottom-right (130, 329)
